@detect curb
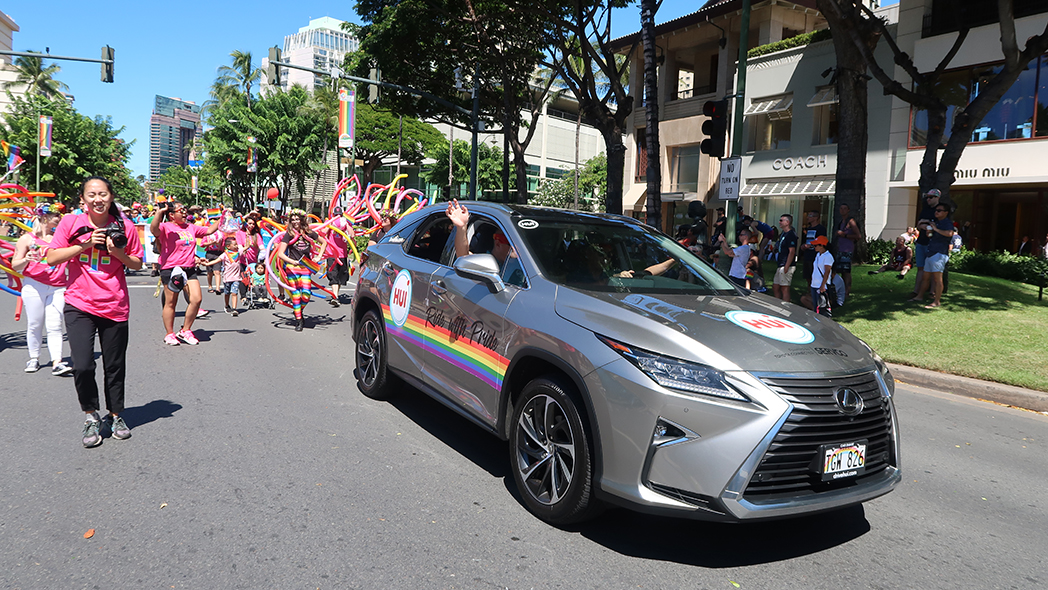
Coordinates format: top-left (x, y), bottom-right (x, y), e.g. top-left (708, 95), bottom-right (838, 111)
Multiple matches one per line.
top-left (887, 363), bottom-right (1048, 413)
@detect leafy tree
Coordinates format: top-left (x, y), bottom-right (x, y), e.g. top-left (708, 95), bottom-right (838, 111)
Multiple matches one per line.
top-left (203, 86), bottom-right (327, 212)
top-left (2, 52), bottom-right (69, 99)
top-left (422, 139), bottom-right (505, 200)
top-left (151, 165), bottom-right (224, 205)
top-left (352, 0), bottom-right (551, 202)
top-left (530, 153), bottom-right (606, 212)
top-left (818, 0), bottom-right (1048, 203)
top-left (1, 93), bottom-right (138, 206)
top-left (535, 0), bottom-right (635, 215)
top-left (354, 102), bottom-right (446, 187)
top-left (215, 50), bottom-right (260, 109)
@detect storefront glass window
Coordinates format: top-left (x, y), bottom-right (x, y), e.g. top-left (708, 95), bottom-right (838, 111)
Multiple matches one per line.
top-left (812, 103), bottom-right (838, 145)
top-left (971, 61), bottom-right (1037, 141)
top-left (671, 145), bottom-right (701, 193)
top-left (910, 68), bottom-right (968, 147)
top-left (1037, 55), bottom-right (1048, 137)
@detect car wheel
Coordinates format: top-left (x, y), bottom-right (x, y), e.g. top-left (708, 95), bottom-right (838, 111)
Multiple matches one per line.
top-left (355, 309), bottom-right (394, 400)
top-left (510, 376), bottom-right (600, 525)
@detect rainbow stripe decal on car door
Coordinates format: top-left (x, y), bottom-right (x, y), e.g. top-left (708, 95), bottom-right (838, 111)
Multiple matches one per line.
top-left (382, 305), bottom-right (508, 391)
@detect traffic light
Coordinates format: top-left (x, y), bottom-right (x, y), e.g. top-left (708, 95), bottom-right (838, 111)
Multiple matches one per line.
top-left (100, 46), bottom-right (114, 83)
top-left (368, 67), bottom-right (381, 104)
top-left (267, 47), bottom-right (281, 87)
top-left (700, 99), bottom-right (729, 158)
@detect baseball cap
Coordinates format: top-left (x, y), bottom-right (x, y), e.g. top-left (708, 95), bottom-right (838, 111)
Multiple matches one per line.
top-left (811, 235), bottom-right (830, 247)
top-left (169, 266), bottom-right (187, 293)
top-left (492, 231), bottom-right (509, 245)
top-left (925, 188), bottom-right (941, 198)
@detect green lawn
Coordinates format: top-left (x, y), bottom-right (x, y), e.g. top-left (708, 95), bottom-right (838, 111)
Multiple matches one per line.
top-left (787, 263), bottom-right (1048, 392)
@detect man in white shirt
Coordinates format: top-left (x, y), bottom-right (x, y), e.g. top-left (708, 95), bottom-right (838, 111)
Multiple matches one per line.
top-left (809, 235), bottom-right (834, 316)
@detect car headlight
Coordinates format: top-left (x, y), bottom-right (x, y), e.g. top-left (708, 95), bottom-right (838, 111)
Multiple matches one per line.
top-left (858, 338), bottom-right (895, 397)
top-left (598, 335), bottom-right (749, 402)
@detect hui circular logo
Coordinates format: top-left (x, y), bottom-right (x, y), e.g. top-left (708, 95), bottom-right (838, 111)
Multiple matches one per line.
top-left (389, 270), bottom-right (412, 327)
top-left (725, 311), bottom-right (815, 344)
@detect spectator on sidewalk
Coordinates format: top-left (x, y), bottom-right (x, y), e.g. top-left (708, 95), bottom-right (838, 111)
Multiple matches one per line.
top-left (720, 229), bottom-right (751, 288)
top-left (805, 235), bottom-right (834, 317)
top-left (771, 214), bottom-right (798, 303)
top-left (910, 203), bottom-right (953, 309)
top-left (911, 188), bottom-right (950, 298)
top-left (1018, 235), bottom-right (1033, 256)
top-left (798, 209), bottom-right (826, 287)
top-left (833, 203), bottom-right (862, 297)
top-left (869, 236), bottom-right (913, 278)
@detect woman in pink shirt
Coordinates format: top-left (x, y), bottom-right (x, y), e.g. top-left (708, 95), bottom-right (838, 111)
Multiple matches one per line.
top-left (47, 176), bottom-right (144, 448)
top-left (11, 203), bottom-right (71, 375)
top-left (150, 200), bottom-right (224, 346)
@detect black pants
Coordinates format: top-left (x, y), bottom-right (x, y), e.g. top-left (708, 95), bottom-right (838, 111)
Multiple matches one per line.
top-left (65, 305), bottom-right (129, 415)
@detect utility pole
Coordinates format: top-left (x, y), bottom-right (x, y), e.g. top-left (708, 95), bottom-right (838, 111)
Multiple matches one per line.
top-left (725, 0), bottom-right (752, 246)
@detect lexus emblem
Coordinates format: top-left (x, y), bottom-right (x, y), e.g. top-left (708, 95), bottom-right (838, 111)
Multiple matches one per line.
top-left (834, 388), bottom-right (865, 416)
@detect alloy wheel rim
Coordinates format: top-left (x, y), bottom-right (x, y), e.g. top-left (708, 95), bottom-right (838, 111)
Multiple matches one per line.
top-left (515, 393), bottom-right (576, 505)
top-left (357, 319), bottom-right (380, 387)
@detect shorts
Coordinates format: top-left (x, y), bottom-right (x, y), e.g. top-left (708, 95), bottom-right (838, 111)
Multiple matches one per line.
top-left (327, 257), bottom-right (350, 285)
top-left (924, 252), bottom-right (948, 273)
top-left (914, 242), bottom-right (927, 267)
top-left (160, 266), bottom-right (200, 287)
top-left (729, 276), bottom-right (747, 288)
top-left (223, 281), bottom-right (240, 295)
top-left (833, 251), bottom-right (852, 273)
top-left (773, 266), bottom-right (795, 286)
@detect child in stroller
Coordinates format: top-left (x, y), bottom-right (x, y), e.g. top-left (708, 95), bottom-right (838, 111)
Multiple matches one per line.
top-left (245, 262), bottom-right (274, 309)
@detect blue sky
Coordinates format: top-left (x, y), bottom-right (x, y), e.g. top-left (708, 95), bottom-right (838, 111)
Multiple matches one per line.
top-left (7, 0), bottom-right (897, 180)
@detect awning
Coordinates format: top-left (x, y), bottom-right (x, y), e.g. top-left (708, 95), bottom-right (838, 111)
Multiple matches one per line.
top-left (741, 177), bottom-right (836, 197)
top-left (807, 86), bottom-right (837, 107)
top-left (745, 94), bottom-right (793, 116)
top-left (625, 183), bottom-right (647, 211)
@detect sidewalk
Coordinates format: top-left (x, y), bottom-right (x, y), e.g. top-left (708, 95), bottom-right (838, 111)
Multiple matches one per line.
top-left (888, 362), bottom-right (1048, 413)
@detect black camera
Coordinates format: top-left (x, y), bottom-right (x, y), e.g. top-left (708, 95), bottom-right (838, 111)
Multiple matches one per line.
top-left (72, 220), bottom-right (127, 251)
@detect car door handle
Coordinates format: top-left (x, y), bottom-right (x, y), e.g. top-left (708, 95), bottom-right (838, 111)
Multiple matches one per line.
top-left (382, 263), bottom-right (395, 277)
top-left (430, 281), bottom-right (447, 295)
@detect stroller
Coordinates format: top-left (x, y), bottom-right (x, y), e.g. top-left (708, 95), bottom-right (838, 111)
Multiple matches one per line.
top-left (243, 269), bottom-right (275, 310)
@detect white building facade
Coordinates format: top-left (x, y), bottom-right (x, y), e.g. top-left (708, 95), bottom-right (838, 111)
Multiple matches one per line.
top-left (262, 17), bottom-right (358, 93)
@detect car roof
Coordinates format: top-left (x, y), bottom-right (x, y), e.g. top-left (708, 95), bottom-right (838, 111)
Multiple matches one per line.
top-left (434, 201), bottom-right (644, 227)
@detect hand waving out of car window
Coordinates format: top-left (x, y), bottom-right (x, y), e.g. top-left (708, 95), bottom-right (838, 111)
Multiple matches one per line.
top-left (446, 199), bottom-right (471, 258)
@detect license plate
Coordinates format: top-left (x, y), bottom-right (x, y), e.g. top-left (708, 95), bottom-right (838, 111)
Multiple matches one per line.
top-left (819, 440), bottom-right (867, 481)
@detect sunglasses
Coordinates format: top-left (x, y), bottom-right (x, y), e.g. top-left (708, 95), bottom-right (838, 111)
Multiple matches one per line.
top-left (934, 208), bottom-right (948, 212)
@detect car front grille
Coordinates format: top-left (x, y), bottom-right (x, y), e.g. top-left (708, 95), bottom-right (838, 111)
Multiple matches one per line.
top-left (744, 372), bottom-right (896, 502)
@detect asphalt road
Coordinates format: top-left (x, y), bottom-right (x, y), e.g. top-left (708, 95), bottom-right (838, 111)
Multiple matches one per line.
top-left (1, 272), bottom-right (1045, 589)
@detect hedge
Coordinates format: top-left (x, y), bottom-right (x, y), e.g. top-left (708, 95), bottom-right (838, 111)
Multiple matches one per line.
top-left (864, 237), bottom-right (1048, 285)
top-left (748, 29), bottom-right (833, 59)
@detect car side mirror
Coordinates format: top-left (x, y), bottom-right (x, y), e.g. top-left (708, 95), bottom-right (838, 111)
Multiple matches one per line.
top-left (453, 253), bottom-right (505, 293)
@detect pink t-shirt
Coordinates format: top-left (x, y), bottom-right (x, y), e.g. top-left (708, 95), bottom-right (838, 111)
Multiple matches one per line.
top-left (323, 218), bottom-right (349, 259)
top-left (21, 235), bottom-right (69, 287)
top-left (51, 213), bottom-right (143, 322)
top-left (220, 251), bottom-right (242, 283)
top-left (157, 221), bottom-right (210, 269)
top-left (236, 230), bottom-right (262, 264)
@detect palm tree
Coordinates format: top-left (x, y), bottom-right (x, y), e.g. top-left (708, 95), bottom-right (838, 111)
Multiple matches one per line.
top-left (3, 51), bottom-right (69, 99)
top-left (215, 50), bottom-right (261, 109)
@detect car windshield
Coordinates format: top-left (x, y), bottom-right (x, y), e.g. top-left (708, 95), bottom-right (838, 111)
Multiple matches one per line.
top-left (517, 218), bottom-right (737, 295)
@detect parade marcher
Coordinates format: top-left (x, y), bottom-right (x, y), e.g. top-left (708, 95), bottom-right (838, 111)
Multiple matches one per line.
top-left (275, 209), bottom-right (326, 332)
top-left (321, 207), bottom-right (351, 307)
top-left (201, 236), bottom-right (244, 316)
top-left (151, 200), bottom-right (225, 345)
top-left (11, 203), bottom-right (72, 375)
top-left (46, 176), bottom-right (144, 448)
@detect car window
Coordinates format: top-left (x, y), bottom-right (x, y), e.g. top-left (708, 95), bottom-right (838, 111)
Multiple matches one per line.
top-left (383, 215), bottom-right (424, 246)
top-left (444, 216), bottom-right (527, 288)
top-left (405, 215), bottom-right (454, 264)
top-left (518, 219), bottom-right (736, 295)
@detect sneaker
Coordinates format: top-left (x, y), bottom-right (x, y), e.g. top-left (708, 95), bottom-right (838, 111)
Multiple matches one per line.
top-left (164, 333), bottom-right (180, 346)
top-left (231, 310), bottom-right (239, 317)
top-left (105, 415), bottom-right (131, 440)
top-left (24, 358), bottom-right (40, 373)
top-left (52, 362), bottom-right (74, 376)
top-left (225, 306), bottom-right (233, 314)
top-left (177, 329), bottom-right (199, 345)
top-left (867, 270), bottom-right (877, 275)
top-left (196, 309), bottom-right (210, 319)
top-left (82, 419), bottom-right (102, 448)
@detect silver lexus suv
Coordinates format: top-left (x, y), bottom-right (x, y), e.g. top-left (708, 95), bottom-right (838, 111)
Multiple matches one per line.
top-left (352, 202), bottom-right (900, 525)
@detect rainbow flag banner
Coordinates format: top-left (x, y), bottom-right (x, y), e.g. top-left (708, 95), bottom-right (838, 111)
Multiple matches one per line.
top-left (205, 207), bottom-right (222, 219)
top-left (38, 116), bottom-right (53, 157)
top-left (338, 89), bottom-right (355, 149)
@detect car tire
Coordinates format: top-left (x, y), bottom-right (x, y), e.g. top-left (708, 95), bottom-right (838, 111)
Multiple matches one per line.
top-left (355, 308), bottom-right (395, 400)
top-left (510, 375), bottom-right (601, 525)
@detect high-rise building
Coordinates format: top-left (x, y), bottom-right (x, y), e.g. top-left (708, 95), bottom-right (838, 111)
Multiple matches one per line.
top-left (149, 95), bottom-right (201, 180)
top-left (262, 17), bottom-right (358, 92)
